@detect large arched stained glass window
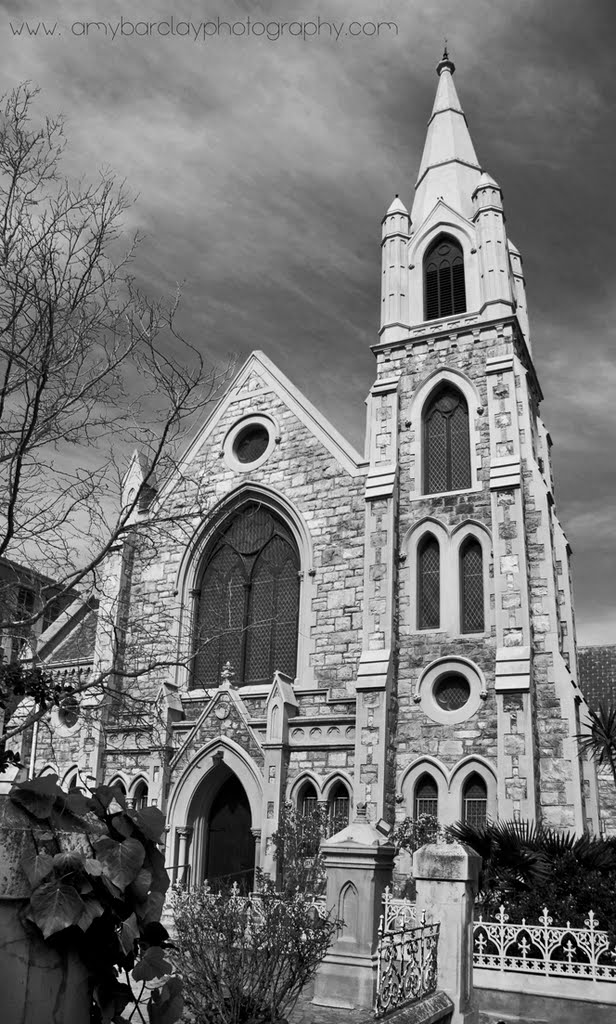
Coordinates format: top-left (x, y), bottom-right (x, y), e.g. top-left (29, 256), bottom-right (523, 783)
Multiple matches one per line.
top-left (192, 503), bottom-right (300, 688)
top-left (460, 538), bottom-right (484, 633)
top-left (424, 235), bottom-right (466, 321)
top-left (423, 385), bottom-right (471, 494)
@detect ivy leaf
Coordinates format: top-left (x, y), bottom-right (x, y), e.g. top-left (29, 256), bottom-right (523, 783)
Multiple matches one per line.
top-left (110, 812), bottom-right (135, 839)
top-left (147, 975), bottom-right (184, 1024)
top-left (130, 806), bottom-right (166, 843)
top-left (145, 846), bottom-right (170, 896)
top-left (93, 978), bottom-right (133, 1024)
top-left (141, 921), bottom-right (169, 947)
top-left (76, 896), bottom-right (105, 932)
top-left (132, 945), bottom-right (172, 982)
top-left (53, 850), bottom-right (86, 876)
top-left (92, 837), bottom-right (146, 889)
top-left (136, 890), bottom-right (165, 925)
top-left (20, 849), bottom-right (55, 888)
top-left (91, 784), bottom-right (127, 815)
top-left (129, 868), bottom-right (152, 903)
top-left (85, 857), bottom-right (104, 877)
top-left (120, 912), bottom-right (140, 956)
top-left (10, 774), bottom-right (64, 819)
top-left (28, 880), bottom-right (85, 938)
top-left (64, 789), bottom-right (92, 817)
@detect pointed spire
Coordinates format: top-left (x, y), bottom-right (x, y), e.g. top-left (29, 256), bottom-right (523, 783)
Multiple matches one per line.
top-left (386, 193), bottom-right (409, 216)
top-left (411, 52), bottom-right (482, 227)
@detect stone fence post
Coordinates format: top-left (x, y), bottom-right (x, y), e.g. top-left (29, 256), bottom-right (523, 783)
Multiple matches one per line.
top-left (313, 808), bottom-right (395, 1010)
top-left (413, 840), bottom-right (481, 1024)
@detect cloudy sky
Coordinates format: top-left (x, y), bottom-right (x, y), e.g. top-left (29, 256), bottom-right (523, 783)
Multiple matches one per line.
top-left (1, 0), bottom-right (615, 644)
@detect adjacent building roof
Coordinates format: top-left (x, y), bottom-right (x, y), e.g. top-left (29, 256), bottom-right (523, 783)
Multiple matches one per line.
top-left (578, 645), bottom-right (616, 710)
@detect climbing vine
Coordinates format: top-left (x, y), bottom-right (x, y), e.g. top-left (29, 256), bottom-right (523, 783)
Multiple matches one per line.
top-left (10, 774), bottom-right (183, 1024)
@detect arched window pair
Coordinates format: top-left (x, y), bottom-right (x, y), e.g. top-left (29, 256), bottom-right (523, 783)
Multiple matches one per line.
top-left (417, 535), bottom-right (484, 633)
top-left (424, 235), bottom-right (466, 322)
top-left (414, 772), bottom-right (487, 827)
top-left (298, 780), bottom-right (350, 832)
top-left (192, 502), bottom-right (300, 688)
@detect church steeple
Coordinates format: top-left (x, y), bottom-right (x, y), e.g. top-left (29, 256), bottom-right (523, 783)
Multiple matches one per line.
top-left (411, 50), bottom-right (482, 227)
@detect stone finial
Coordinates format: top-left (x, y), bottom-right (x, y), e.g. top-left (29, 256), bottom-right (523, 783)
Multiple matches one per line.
top-left (220, 660), bottom-right (235, 687)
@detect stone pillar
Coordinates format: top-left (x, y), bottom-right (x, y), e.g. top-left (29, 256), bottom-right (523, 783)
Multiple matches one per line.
top-left (251, 828), bottom-right (261, 890)
top-left (176, 827), bottom-right (193, 886)
top-left (313, 808), bottom-right (394, 1010)
top-left (413, 841), bottom-right (480, 1024)
top-left (261, 673), bottom-right (298, 880)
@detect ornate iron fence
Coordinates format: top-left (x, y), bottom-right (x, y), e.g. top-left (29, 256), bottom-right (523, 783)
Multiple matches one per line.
top-left (381, 885), bottom-right (417, 932)
top-left (375, 899), bottom-right (439, 1017)
top-left (473, 906), bottom-right (616, 981)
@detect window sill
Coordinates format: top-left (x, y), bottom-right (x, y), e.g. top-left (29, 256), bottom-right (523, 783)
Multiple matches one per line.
top-left (409, 485), bottom-right (483, 502)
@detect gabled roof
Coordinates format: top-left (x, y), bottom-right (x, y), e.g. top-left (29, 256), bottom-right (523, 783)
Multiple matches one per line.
top-left (37, 599), bottom-right (98, 666)
top-left (157, 350), bottom-right (366, 503)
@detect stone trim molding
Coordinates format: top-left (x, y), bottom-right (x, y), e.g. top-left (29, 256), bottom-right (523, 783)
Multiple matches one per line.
top-left (495, 646), bottom-right (531, 691)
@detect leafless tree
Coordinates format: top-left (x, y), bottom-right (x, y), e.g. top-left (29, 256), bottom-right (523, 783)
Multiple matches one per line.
top-left (0, 83), bottom-right (233, 763)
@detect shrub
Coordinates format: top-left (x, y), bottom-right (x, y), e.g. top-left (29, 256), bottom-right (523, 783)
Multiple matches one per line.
top-left (170, 879), bottom-right (338, 1024)
top-left (270, 803), bottom-right (348, 895)
top-left (391, 813), bottom-right (442, 855)
top-left (450, 818), bottom-right (616, 939)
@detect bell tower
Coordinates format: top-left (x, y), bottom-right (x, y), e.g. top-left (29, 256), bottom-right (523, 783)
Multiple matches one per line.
top-left (371, 52), bottom-right (599, 832)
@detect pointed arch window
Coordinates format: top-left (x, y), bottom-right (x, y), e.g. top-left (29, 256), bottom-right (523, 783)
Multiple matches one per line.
top-left (460, 538), bottom-right (484, 633)
top-left (423, 385), bottom-right (471, 494)
top-left (424, 235), bottom-right (466, 321)
top-left (462, 774), bottom-right (487, 827)
top-left (298, 781), bottom-right (318, 818)
top-left (192, 502), bottom-right (300, 688)
top-left (418, 535), bottom-right (440, 630)
top-left (327, 781), bottom-right (350, 832)
top-left (133, 781), bottom-right (149, 810)
top-left (414, 774), bottom-right (438, 818)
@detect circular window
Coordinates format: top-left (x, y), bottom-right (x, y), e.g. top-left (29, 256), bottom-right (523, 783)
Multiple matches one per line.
top-left (434, 674), bottom-right (470, 711)
top-left (416, 657), bottom-right (485, 725)
top-left (233, 424), bottom-right (270, 464)
top-left (223, 416), bottom-right (277, 472)
top-left (58, 695), bottom-right (79, 729)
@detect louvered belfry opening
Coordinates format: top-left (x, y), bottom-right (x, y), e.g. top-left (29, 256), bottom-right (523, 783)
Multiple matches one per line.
top-left (418, 534), bottom-right (440, 630)
top-left (423, 384), bottom-right (471, 494)
top-left (192, 502), bottom-right (300, 688)
top-left (460, 537), bottom-right (484, 633)
top-left (463, 773), bottom-right (488, 827)
top-left (424, 235), bottom-right (466, 321)
top-left (414, 774), bottom-right (438, 818)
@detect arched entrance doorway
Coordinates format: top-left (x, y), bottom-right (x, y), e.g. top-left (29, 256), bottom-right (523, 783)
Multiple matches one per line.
top-left (189, 764), bottom-right (255, 891)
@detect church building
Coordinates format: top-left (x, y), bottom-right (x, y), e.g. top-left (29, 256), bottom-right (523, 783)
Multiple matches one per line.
top-left (29, 53), bottom-right (601, 886)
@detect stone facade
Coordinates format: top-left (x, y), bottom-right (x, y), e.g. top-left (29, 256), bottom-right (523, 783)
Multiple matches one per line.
top-left (27, 55), bottom-right (605, 881)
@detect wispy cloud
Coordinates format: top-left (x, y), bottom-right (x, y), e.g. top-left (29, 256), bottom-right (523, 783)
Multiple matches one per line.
top-left (2, 0), bottom-right (616, 642)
